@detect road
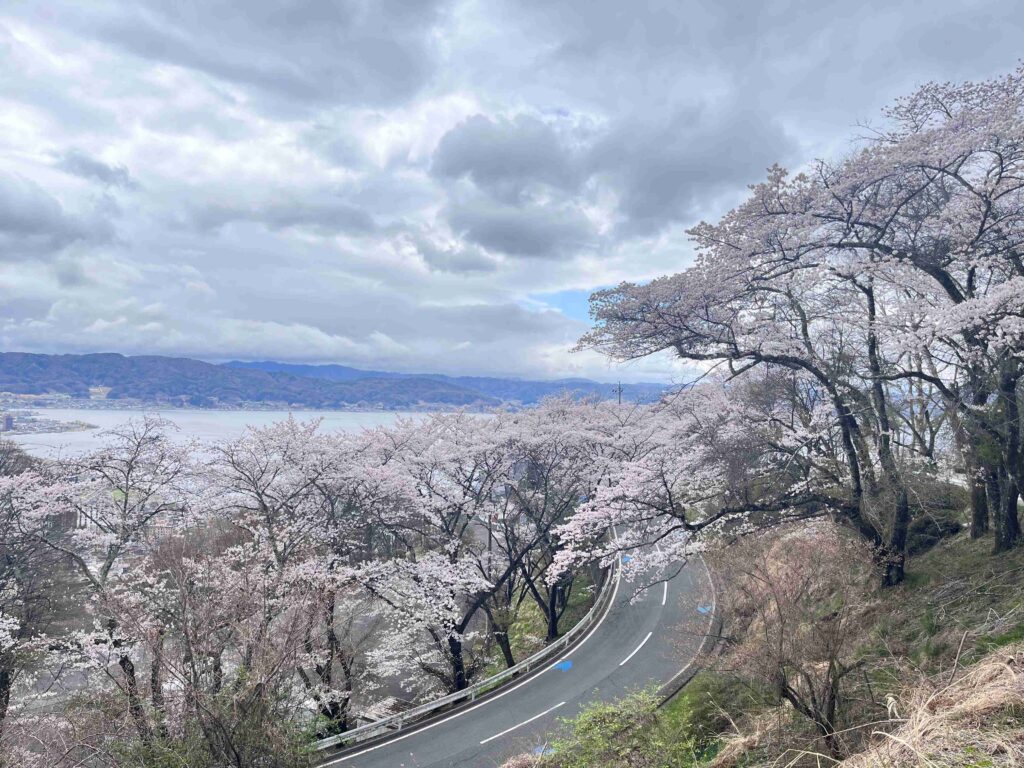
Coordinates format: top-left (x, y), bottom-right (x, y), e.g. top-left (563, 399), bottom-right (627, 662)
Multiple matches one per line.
top-left (321, 558), bottom-right (715, 768)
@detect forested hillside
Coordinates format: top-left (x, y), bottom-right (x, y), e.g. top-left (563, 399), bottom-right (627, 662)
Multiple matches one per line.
top-left (224, 360), bottom-right (667, 404)
top-left (0, 352), bottom-right (664, 409)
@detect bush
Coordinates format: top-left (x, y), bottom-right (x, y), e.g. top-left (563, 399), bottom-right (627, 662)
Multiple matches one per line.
top-left (527, 689), bottom-right (716, 768)
top-left (907, 509), bottom-right (964, 556)
top-left (661, 673), bottom-right (767, 755)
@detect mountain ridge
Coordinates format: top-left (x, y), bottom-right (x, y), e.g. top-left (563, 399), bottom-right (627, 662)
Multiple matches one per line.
top-left (223, 360), bottom-right (667, 404)
top-left (0, 353), bottom-right (667, 409)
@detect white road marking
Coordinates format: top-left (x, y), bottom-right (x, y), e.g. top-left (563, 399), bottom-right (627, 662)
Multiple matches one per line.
top-left (320, 558), bottom-right (623, 765)
top-left (619, 631), bottom-right (653, 666)
top-left (479, 701), bottom-right (566, 745)
top-left (661, 581), bottom-right (668, 606)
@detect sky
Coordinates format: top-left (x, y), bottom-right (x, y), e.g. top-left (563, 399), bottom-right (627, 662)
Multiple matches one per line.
top-left (1, 1), bottom-right (1023, 382)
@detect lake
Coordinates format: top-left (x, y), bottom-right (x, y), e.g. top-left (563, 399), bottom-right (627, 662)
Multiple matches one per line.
top-left (8, 408), bottom-right (417, 457)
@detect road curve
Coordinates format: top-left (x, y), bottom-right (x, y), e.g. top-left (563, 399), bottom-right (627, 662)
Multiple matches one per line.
top-left (321, 558), bottom-right (715, 768)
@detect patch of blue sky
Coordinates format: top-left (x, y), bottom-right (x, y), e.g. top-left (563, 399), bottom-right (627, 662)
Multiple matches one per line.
top-left (525, 288), bottom-right (600, 322)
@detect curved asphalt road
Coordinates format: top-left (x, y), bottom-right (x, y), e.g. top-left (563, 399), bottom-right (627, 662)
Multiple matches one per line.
top-left (321, 558), bottom-right (715, 768)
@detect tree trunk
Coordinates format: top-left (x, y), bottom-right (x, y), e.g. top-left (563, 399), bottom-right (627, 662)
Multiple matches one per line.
top-left (883, 487), bottom-right (910, 587)
top-left (0, 663), bottom-right (10, 741)
top-left (119, 653), bottom-right (153, 744)
top-left (494, 628), bottom-right (515, 668)
top-left (546, 586), bottom-right (560, 641)
top-left (448, 636), bottom-right (468, 691)
top-left (865, 282), bottom-right (910, 588)
top-left (780, 682), bottom-right (841, 759)
top-left (994, 367), bottom-right (1022, 553)
top-left (993, 476), bottom-right (1021, 553)
top-left (150, 627), bottom-right (167, 739)
top-left (970, 472), bottom-right (990, 538)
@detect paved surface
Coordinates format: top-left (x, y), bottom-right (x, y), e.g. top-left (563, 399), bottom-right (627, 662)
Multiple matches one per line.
top-left (321, 558), bottom-right (715, 768)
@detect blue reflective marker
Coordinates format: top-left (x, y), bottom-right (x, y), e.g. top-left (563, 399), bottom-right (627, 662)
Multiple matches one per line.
top-left (554, 659), bottom-right (573, 671)
top-left (697, 605), bottom-right (711, 614)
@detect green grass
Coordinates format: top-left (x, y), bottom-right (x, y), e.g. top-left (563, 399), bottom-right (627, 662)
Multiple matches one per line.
top-left (478, 572), bottom-right (600, 680)
top-left (507, 572), bottom-right (598, 660)
top-left (975, 621), bottom-right (1024, 653)
top-left (844, 531), bottom-right (1024, 678)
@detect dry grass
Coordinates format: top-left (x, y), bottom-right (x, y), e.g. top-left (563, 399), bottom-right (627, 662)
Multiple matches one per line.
top-left (710, 643), bottom-right (1024, 768)
top-left (501, 756), bottom-right (542, 768)
top-left (706, 714), bottom-right (772, 767)
top-left (702, 532), bottom-right (1024, 768)
top-left (839, 642), bottom-right (1024, 767)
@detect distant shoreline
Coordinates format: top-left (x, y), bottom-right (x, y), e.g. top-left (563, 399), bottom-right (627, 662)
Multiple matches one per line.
top-left (4, 409), bottom-right (424, 458)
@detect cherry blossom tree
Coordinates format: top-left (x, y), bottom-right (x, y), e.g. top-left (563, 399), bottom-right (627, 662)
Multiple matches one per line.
top-left (0, 472), bottom-right (65, 738)
top-left (206, 417), bottom-right (410, 735)
top-left (498, 399), bottom-right (611, 641)
top-left (16, 417), bottom-right (194, 744)
top-left (579, 65), bottom-right (1024, 581)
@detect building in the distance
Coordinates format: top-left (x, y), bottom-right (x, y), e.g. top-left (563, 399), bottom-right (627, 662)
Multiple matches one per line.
top-left (1, 414), bottom-right (13, 432)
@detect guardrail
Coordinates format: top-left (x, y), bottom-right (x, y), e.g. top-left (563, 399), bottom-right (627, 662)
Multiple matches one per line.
top-left (314, 558), bottom-right (620, 754)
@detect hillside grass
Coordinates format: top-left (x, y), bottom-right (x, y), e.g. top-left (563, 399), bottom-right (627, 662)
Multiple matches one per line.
top-left (509, 572), bottom-right (598, 659)
top-left (479, 570), bottom-right (599, 681)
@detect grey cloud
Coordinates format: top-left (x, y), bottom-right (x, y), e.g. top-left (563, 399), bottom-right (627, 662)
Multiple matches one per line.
top-left (447, 198), bottom-right (596, 259)
top-left (0, 175), bottom-right (100, 259)
top-left (304, 125), bottom-right (368, 170)
top-left (415, 239), bottom-right (500, 273)
top-left (432, 105), bottom-right (795, 238)
top-left (55, 149), bottom-right (136, 188)
top-left (76, 0), bottom-right (448, 111)
top-left (53, 257), bottom-right (94, 288)
top-left (427, 302), bottom-right (577, 344)
top-left (587, 105), bottom-right (798, 234)
top-left (189, 196), bottom-right (377, 235)
top-left (432, 114), bottom-right (579, 201)
top-left (209, 275), bottom-right (584, 373)
top-left (503, 0), bottom-right (1024, 122)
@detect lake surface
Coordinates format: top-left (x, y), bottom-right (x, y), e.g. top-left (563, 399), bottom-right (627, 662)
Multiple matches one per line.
top-left (9, 408), bottom-right (417, 457)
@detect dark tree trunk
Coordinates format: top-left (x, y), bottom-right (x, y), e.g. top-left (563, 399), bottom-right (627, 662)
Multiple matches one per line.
top-left (970, 473), bottom-right (990, 538)
top-left (119, 653), bottom-right (152, 743)
top-left (864, 282), bottom-right (910, 588)
top-left (546, 586), bottom-right (561, 641)
top-left (993, 476), bottom-right (1021, 553)
top-left (494, 627), bottom-right (515, 668)
top-left (780, 682), bottom-right (841, 759)
top-left (883, 487), bottom-right (910, 587)
top-left (0, 663), bottom-right (10, 740)
top-left (448, 636), bottom-right (468, 691)
top-left (150, 627), bottom-right (167, 739)
top-left (994, 368), bottom-right (1022, 553)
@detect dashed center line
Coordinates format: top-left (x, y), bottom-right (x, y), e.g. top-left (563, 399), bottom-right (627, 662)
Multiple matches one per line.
top-left (661, 581), bottom-right (668, 606)
top-left (619, 631), bottom-right (653, 666)
top-left (479, 701), bottom-right (566, 744)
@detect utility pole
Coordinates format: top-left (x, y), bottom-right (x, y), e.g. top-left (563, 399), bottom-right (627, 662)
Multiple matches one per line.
top-left (615, 381), bottom-right (623, 405)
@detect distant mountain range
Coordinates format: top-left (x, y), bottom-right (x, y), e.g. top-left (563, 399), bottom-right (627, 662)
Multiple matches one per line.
top-left (0, 353), bottom-right (668, 410)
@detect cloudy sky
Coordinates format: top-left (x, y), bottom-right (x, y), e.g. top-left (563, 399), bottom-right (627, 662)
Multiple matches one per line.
top-left (1, 1), bottom-right (1022, 381)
